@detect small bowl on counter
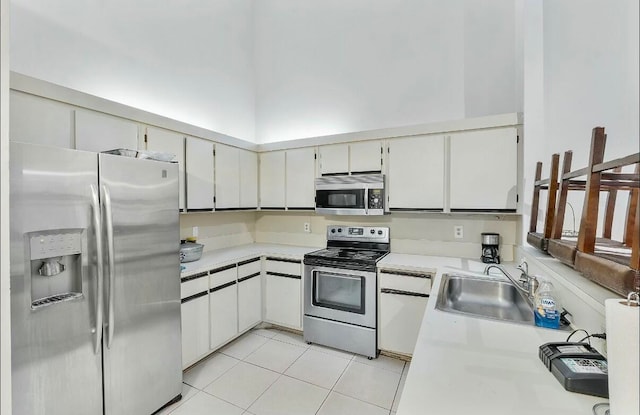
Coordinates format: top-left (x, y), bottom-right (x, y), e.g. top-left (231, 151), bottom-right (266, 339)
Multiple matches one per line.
top-left (180, 241), bottom-right (204, 263)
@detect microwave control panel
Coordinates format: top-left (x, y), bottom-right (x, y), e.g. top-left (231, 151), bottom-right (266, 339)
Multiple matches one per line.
top-left (368, 189), bottom-right (384, 209)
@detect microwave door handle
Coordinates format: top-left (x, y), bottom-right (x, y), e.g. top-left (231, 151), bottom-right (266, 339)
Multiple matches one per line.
top-left (364, 188), bottom-right (368, 214)
top-left (90, 184), bottom-right (104, 355)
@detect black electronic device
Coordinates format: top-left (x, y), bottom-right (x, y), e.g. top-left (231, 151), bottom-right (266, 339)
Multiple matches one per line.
top-left (538, 342), bottom-right (609, 398)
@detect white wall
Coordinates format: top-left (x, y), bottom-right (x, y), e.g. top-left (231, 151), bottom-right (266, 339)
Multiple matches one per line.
top-left (254, 0), bottom-right (522, 143)
top-left (10, 0), bottom-right (256, 141)
top-left (523, 0), bottom-right (639, 243)
top-left (0, 0), bottom-right (11, 410)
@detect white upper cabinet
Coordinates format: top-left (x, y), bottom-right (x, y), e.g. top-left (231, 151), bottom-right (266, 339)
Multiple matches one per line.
top-left (449, 127), bottom-right (518, 211)
top-left (75, 110), bottom-right (138, 153)
top-left (145, 126), bottom-right (185, 210)
top-left (319, 144), bottom-right (349, 175)
top-left (285, 147), bottom-right (316, 209)
top-left (388, 135), bottom-right (445, 210)
top-left (10, 91), bottom-right (75, 148)
top-left (259, 151), bottom-right (286, 209)
top-left (350, 141), bottom-right (383, 173)
top-left (214, 144), bottom-right (241, 209)
top-left (185, 137), bottom-right (214, 210)
top-left (239, 149), bottom-right (258, 209)
top-left (319, 141), bottom-right (382, 175)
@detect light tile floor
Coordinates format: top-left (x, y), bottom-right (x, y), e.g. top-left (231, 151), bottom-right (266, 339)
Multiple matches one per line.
top-left (157, 327), bottom-right (409, 415)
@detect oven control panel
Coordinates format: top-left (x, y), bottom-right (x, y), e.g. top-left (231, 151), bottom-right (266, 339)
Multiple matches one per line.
top-left (326, 226), bottom-right (389, 243)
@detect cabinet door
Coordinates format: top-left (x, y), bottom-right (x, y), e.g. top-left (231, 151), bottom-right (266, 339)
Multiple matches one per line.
top-left (286, 147), bottom-right (316, 209)
top-left (378, 290), bottom-right (428, 356)
top-left (259, 151), bottom-right (286, 209)
top-left (75, 110), bottom-right (138, 153)
top-left (264, 273), bottom-right (301, 330)
top-left (214, 144), bottom-right (241, 209)
top-left (210, 283), bottom-right (238, 350)
top-left (449, 127), bottom-right (518, 211)
top-left (238, 275), bottom-right (262, 332)
top-left (185, 137), bottom-right (214, 210)
top-left (350, 141), bottom-right (382, 174)
top-left (388, 135), bottom-right (445, 210)
top-left (239, 149), bottom-right (258, 209)
top-left (181, 293), bottom-right (209, 369)
top-left (10, 91), bottom-right (75, 148)
top-left (146, 127), bottom-right (186, 210)
top-left (319, 144), bottom-right (349, 175)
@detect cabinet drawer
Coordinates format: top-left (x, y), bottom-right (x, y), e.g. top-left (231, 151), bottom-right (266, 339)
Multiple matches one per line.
top-left (379, 270), bottom-right (433, 295)
top-left (181, 272), bottom-right (209, 299)
top-left (209, 264), bottom-right (237, 288)
top-left (265, 258), bottom-right (301, 277)
top-left (238, 257), bottom-right (261, 278)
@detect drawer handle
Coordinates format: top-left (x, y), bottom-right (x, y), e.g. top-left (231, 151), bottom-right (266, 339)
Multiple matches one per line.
top-left (380, 270), bottom-right (433, 279)
top-left (265, 257), bottom-right (301, 264)
top-left (181, 290), bottom-right (208, 303)
top-left (381, 288), bottom-right (429, 298)
top-left (238, 272), bottom-right (261, 283)
top-left (181, 271), bottom-right (208, 283)
top-left (210, 263), bottom-right (236, 274)
top-left (238, 257), bottom-right (261, 266)
top-left (210, 280), bottom-right (237, 293)
top-left (266, 271), bottom-right (301, 280)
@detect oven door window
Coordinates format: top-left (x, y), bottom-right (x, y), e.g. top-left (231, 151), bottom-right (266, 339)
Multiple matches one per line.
top-left (312, 271), bottom-right (365, 314)
top-left (316, 189), bottom-right (365, 209)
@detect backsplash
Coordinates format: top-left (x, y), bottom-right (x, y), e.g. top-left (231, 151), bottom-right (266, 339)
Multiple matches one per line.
top-left (180, 211), bottom-right (256, 252)
top-left (255, 212), bottom-right (518, 261)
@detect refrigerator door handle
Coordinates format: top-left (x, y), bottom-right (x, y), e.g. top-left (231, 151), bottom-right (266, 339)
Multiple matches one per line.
top-left (103, 185), bottom-right (116, 348)
top-left (90, 184), bottom-right (104, 354)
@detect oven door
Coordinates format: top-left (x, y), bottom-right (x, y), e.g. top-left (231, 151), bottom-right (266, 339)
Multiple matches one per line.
top-left (315, 188), bottom-right (367, 215)
top-left (304, 265), bottom-right (376, 328)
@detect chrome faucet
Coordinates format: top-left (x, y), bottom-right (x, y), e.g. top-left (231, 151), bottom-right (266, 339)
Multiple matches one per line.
top-left (484, 261), bottom-right (538, 304)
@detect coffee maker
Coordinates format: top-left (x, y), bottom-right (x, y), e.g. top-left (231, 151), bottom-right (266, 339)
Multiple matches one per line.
top-left (481, 232), bottom-right (500, 264)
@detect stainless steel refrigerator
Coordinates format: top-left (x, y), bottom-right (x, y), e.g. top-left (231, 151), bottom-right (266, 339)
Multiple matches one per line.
top-left (10, 142), bottom-right (182, 415)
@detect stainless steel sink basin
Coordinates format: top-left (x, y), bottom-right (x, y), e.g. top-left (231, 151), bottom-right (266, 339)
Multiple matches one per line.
top-left (435, 274), bottom-right (534, 324)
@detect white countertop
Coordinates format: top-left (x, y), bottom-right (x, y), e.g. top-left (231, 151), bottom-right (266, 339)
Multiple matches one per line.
top-left (390, 255), bottom-right (606, 415)
top-left (180, 243), bottom-right (318, 277)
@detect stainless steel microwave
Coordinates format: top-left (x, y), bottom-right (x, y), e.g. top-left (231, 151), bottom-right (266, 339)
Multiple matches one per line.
top-left (315, 174), bottom-right (386, 215)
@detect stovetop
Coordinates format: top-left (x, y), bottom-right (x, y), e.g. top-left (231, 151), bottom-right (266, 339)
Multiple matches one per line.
top-left (304, 225), bottom-right (390, 271)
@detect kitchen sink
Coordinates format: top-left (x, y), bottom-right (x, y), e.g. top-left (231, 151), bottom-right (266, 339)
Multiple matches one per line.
top-left (435, 273), bottom-right (535, 324)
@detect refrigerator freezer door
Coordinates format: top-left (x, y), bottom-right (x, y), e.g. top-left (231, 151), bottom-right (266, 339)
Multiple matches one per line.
top-left (99, 153), bottom-right (182, 415)
top-left (10, 142), bottom-right (103, 415)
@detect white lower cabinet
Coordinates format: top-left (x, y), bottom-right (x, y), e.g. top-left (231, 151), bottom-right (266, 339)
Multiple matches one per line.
top-left (264, 258), bottom-right (302, 330)
top-left (209, 265), bottom-right (239, 350)
top-left (378, 269), bottom-right (434, 356)
top-left (180, 273), bottom-right (210, 369)
top-left (238, 258), bottom-right (262, 333)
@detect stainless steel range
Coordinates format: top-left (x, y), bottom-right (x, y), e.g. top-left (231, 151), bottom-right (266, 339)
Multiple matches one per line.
top-left (303, 225), bottom-right (390, 359)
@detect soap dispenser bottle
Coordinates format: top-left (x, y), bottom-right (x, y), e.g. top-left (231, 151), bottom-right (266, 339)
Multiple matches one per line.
top-left (534, 280), bottom-right (560, 329)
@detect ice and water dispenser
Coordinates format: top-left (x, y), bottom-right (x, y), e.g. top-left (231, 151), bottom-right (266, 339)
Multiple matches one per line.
top-left (28, 229), bottom-right (84, 308)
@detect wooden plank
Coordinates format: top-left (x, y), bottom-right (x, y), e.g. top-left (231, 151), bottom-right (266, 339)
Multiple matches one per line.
top-left (552, 151), bottom-right (574, 239)
top-left (593, 152), bottom-right (640, 173)
top-left (624, 164), bottom-right (640, 247)
top-left (544, 154), bottom-right (560, 238)
top-left (563, 167), bottom-right (590, 180)
top-left (630, 191), bottom-right (640, 272)
top-left (577, 127), bottom-right (607, 254)
top-left (601, 172), bottom-right (640, 181)
top-left (534, 178), bottom-right (550, 186)
top-left (602, 166), bottom-right (622, 239)
top-left (529, 161), bottom-right (543, 233)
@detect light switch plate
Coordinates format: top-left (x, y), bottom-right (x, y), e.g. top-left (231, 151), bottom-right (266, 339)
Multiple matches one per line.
top-left (454, 225), bottom-right (463, 239)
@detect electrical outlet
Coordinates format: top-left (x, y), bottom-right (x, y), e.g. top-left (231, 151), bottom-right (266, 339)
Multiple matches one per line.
top-left (303, 223), bottom-right (311, 233)
top-left (192, 226), bottom-right (199, 237)
top-left (454, 225), bottom-right (464, 239)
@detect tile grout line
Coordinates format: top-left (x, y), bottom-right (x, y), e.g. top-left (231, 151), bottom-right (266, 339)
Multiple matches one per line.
top-left (313, 351), bottom-right (356, 415)
top-left (388, 361), bottom-right (407, 412)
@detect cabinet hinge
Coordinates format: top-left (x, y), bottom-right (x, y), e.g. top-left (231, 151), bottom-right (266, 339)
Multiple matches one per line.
top-left (314, 153), bottom-right (317, 160)
top-left (214, 196), bottom-right (216, 203)
top-left (144, 133), bottom-right (148, 144)
top-left (213, 149), bottom-right (216, 156)
top-left (380, 147), bottom-right (383, 154)
top-left (387, 146), bottom-right (390, 153)
top-left (516, 194), bottom-right (519, 203)
top-left (517, 135), bottom-right (520, 144)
